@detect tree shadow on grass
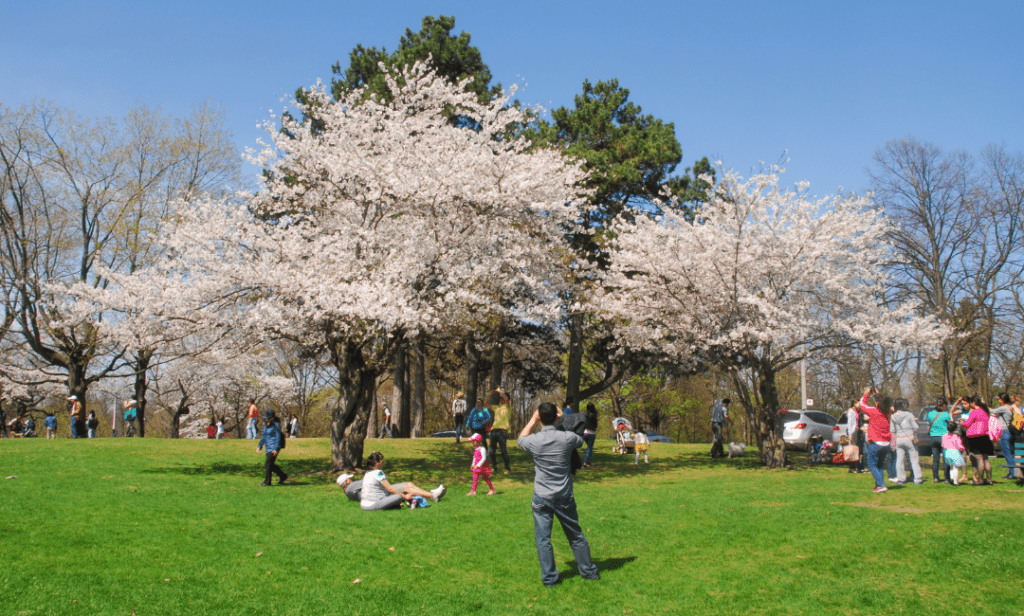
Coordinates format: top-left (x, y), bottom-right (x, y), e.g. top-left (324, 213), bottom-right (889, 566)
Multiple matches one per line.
top-left (142, 458), bottom-right (337, 483)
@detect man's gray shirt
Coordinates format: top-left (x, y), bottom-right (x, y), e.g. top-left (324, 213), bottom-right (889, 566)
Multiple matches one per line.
top-left (712, 400), bottom-right (728, 423)
top-left (518, 425), bottom-right (583, 500)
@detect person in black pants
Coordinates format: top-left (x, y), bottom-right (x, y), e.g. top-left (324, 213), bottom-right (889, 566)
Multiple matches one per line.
top-left (257, 410), bottom-right (288, 486)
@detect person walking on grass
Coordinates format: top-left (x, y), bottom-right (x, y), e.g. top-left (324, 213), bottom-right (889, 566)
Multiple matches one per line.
top-left (246, 399), bottom-right (259, 439)
top-left (68, 395), bottom-right (81, 438)
top-left (927, 397), bottom-right (958, 483)
top-left (857, 386), bottom-right (894, 493)
top-left (123, 399), bottom-right (138, 437)
top-left (487, 387), bottom-right (512, 473)
top-left (466, 432), bottom-right (495, 496)
top-left (582, 403), bottom-right (598, 468)
top-left (215, 417), bottom-right (225, 439)
top-left (206, 420), bottom-right (216, 439)
top-left (86, 412), bottom-right (98, 439)
top-left (451, 392), bottom-right (467, 443)
top-left (44, 411), bottom-right (57, 439)
top-left (991, 392), bottom-right (1017, 480)
top-left (961, 395), bottom-right (994, 485)
top-left (378, 404), bottom-right (393, 439)
top-left (517, 402), bottom-right (599, 587)
top-left (466, 399), bottom-right (491, 450)
top-left (633, 429), bottom-right (650, 465)
top-left (889, 401), bottom-right (922, 485)
top-left (710, 398), bottom-right (730, 458)
top-left (0, 394), bottom-right (9, 439)
top-left (257, 409), bottom-right (288, 487)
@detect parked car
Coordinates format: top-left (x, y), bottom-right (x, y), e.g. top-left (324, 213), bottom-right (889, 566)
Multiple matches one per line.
top-left (643, 430), bottom-right (672, 443)
top-left (781, 410), bottom-right (838, 452)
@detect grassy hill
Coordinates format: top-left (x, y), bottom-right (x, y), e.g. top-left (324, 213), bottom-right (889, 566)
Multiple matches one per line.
top-left (1, 437), bottom-right (1019, 615)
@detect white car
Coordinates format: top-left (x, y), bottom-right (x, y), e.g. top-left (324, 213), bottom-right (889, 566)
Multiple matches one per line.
top-left (780, 410), bottom-right (839, 452)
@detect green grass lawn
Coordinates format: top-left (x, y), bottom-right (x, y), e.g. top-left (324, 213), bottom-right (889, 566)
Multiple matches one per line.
top-left (1, 437), bottom-right (1021, 616)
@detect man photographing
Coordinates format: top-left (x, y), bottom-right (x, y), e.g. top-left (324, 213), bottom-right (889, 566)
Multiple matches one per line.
top-left (517, 402), bottom-right (599, 587)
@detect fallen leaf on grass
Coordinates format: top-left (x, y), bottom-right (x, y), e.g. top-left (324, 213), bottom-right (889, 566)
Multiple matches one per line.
top-left (389, 547), bottom-right (395, 551)
top-left (412, 565), bottom-right (423, 568)
top-left (353, 579), bottom-right (361, 584)
top-left (6, 476), bottom-right (16, 479)
top-left (255, 552), bottom-right (263, 557)
top-left (164, 579), bottom-right (170, 582)
top-left (796, 555), bottom-right (805, 559)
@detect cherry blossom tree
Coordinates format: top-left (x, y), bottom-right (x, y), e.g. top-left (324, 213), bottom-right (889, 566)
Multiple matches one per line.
top-left (101, 61), bottom-right (586, 468)
top-left (599, 167), bottom-right (948, 467)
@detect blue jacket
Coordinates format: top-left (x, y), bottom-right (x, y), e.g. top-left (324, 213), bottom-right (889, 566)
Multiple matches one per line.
top-left (258, 421), bottom-right (283, 452)
top-left (467, 407), bottom-right (491, 430)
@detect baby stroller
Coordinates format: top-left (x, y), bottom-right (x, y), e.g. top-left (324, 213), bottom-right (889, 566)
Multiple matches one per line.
top-left (612, 417), bottom-right (635, 455)
top-left (809, 435), bottom-right (830, 463)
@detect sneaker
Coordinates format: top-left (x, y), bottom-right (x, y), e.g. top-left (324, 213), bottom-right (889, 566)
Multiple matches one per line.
top-left (486, 490), bottom-right (495, 496)
top-left (465, 491), bottom-right (476, 497)
top-left (933, 479), bottom-right (942, 483)
top-left (887, 478), bottom-right (900, 484)
top-left (258, 482), bottom-right (271, 487)
top-left (914, 481), bottom-right (924, 485)
top-left (872, 486), bottom-right (888, 493)
top-left (279, 474), bottom-right (289, 485)
top-left (431, 484), bottom-right (447, 502)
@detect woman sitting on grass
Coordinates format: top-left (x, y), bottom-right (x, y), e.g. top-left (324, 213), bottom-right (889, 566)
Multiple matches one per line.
top-left (359, 451), bottom-right (446, 511)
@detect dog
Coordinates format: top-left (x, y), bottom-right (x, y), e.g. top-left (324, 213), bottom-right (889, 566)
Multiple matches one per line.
top-left (727, 442), bottom-right (746, 458)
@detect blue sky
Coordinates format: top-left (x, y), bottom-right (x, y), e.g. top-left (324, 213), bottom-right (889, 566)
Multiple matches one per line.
top-left (2, 0), bottom-right (1021, 196)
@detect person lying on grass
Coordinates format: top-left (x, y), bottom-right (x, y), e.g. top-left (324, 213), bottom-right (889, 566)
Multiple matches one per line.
top-left (359, 451), bottom-right (446, 511)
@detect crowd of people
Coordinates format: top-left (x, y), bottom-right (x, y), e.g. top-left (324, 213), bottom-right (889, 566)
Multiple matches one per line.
top-left (842, 387), bottom-right (1022, 492)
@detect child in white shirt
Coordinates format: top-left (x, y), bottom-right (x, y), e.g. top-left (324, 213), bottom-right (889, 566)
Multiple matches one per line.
top-left (633, 430), bottom-right (650, 465)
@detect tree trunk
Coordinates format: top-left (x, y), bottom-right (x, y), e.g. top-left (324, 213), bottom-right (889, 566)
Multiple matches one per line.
top-left (412, 337), bottom-right (425, 438)
top-left (366, 382), bottom-right (378, 440)
top-left (133, 350), bottom-right (152, 437)
top-left (565, 311), bottom-right (584, 411)
top-left (489, 322), bottom-right (505, 392)
top-left (330, 341), bottom-right (378, 471)
top-left (392, 341), bottom-right (407, 438)
top-left (465, 334), bottom-right (481, 411)
top-left (731, 361), bottom-right (787, 469)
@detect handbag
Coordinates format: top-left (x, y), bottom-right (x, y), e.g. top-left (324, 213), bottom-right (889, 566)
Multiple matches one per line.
top-left (843, 444), bottom-right (860, 462)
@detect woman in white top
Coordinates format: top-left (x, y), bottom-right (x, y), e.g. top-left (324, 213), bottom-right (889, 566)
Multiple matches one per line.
top-left (359, 451), bottom-right (446, 511)
top-left (889, 403), bottom-right (922, 484)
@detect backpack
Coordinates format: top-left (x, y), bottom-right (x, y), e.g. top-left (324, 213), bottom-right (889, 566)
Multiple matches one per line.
top-left (556, 413), bottom-right (588, 438)
top-left (988, 414), bottom-right (1003, 441)
top-left (1010, 407), bottom-right (1024, 436)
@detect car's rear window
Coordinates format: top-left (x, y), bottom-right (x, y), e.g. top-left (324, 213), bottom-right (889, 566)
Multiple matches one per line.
top-left (780, 412), bottom-right (801, 423)
top-left (807, 411), bottom-right (837, 426)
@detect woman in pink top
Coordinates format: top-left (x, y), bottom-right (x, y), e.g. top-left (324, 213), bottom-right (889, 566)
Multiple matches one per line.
top-left (856, 387), bottom-right (895, 493)
top-left (960, 395), bottom-right (994, 485)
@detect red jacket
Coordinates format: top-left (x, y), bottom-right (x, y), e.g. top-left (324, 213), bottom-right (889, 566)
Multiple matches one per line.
top-left (861, 393), bottom-right (892, 442)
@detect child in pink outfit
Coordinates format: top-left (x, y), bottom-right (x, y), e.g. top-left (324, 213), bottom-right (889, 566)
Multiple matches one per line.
top-left (941, 422), bottom-right (968, 485)
top-left (467, 432), bottom-right (495, 496)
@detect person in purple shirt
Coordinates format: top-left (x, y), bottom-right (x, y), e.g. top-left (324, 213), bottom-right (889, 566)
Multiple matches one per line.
top-left (517, 402), bottom-right (599, 587)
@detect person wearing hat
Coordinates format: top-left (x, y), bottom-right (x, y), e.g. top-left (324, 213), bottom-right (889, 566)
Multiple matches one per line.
top-left (466, 432), bottom-right (495, 496)
top-left (123, 398), bottom-right (138, 437)
top-left (256, 409), bottom-right (288, 486)
top-left (68, 395), bottom-right (82, 439)
top-left (336, 473), bottom-right (363, 501)
top-left (451, 392), bottom-right (467, 443)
